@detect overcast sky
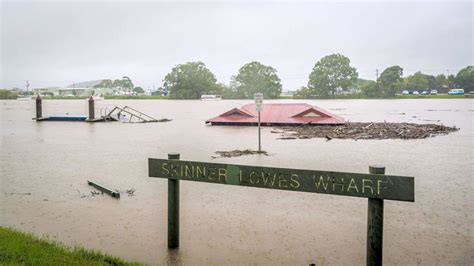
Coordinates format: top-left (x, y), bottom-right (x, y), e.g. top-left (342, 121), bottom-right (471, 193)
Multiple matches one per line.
top-left (1, 0), bottom-right (472, 90)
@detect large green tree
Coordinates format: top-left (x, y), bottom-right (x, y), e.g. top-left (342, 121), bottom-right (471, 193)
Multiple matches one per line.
top-left (360, 80), bottom-right (381, 98)
top-left (0, 89), bottom-right (19, 99)
top-left (404, 71), bottom-right (429, 91)
top-left (232, 61), bottom-right (282, 99)
top-left (435, 74), bottom-right (448, 92)
top-left (109, 77), bottom-right (132, 92)
top-left (455, 65), bottom-right (474, 91)
top-left (307, 54), bottom-right (358, 97)
top-left (133, 87), bottom-right (144, 94)
top-left (121, 76), bottom-right (134, 93)
top-left (112, 79), bottom-right (123, 90)
top-left (447, 74), bottom-right (457, 89)
top-left (164, 62), bottom-right (218, 99)
top-left (378, 66), bottom-right (403, 97)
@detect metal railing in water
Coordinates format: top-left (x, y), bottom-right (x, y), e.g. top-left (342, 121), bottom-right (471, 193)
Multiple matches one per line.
top-left (106, 106), bottom-right (158, 123)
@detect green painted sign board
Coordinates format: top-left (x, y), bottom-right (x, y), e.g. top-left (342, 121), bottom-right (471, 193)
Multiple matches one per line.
top-left (148, 158), bottom-right (414, 202)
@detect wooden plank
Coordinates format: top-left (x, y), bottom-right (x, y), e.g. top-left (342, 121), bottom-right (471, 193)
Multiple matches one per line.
top-left (87, 180), bottom-right (120, 198)
top-left (148, 159), bottom-right (415, 202)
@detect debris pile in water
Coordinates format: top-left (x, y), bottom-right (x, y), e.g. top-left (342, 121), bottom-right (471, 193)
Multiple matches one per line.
top-left (156, 118), bottom-right (172, 122)
top-left (214, 149), bottom-right (269, 158)
top-left (274, 122), bottom-right (459, 140)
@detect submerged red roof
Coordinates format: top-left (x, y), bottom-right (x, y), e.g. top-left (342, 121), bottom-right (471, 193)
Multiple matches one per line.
top-left (206, 103), bottom-right (345, 126)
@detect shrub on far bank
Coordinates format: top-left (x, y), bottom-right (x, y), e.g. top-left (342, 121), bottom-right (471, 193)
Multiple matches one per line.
top-left (0, 89), bottom-right (19, 99)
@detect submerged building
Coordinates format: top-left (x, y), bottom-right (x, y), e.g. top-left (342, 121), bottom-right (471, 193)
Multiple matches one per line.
top-left (206, 103), bottom-right (345, 126)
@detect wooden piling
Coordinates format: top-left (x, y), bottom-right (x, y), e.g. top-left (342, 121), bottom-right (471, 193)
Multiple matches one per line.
top-left (367, 165), bottom-right (385, 266)
top-left (36, 95), bottom-right (42, 119)
top-left (87, 180), bottom-right (120, 198)
top-left (88, 96), bottom-right (95, 120)
top-left (168, 153), bottom-right (180, 249)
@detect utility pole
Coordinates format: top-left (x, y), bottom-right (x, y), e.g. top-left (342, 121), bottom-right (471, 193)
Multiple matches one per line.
top-left (26, 80), bottom-right (30, 94)
top-left (73, 82), bottom-right (76, 96)
top-left (376, 69), bottom-right (379, 83)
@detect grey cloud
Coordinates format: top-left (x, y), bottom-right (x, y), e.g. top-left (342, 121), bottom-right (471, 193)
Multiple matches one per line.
top-left (1, 1), bottom-right (472, 90)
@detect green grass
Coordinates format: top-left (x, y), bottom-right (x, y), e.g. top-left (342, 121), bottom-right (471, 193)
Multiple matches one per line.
top-left (0, 227), bottom-right (142, 266)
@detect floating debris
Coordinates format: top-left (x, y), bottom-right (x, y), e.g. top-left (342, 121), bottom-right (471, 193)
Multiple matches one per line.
top-left (4, 192), bottom-right (31, 195)
top-left (90, 190), bottom-right (102, 196)
top-left (214, 149), bottom-right (269, 158)
top-left (126, 188), bottom-right (136, 196)
top-left (273, 122), bottom-right (459, 140)
top-left (277, 137), bottom-right (297, 140)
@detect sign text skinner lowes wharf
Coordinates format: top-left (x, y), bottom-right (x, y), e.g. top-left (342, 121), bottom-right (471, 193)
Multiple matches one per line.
top-left (149, 155), bottom-right (415, 266)
top-left (149, 158), bottom-right (414, 202)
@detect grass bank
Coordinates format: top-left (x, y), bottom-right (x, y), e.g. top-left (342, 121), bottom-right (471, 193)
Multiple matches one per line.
top-left (0, 227), bottom-right (142, 265)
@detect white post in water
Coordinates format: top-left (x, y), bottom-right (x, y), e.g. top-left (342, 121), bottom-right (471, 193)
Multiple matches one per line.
top-left (254, 93), bottom-right (263, 152)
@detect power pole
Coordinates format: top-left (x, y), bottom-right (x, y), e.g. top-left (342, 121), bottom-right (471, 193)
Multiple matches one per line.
top-left (26, 80), bottom-right (30, 93)
top-left (73, 82), bottom-right (76, 96)
top-left (376, 69), bottom-right (379, 83)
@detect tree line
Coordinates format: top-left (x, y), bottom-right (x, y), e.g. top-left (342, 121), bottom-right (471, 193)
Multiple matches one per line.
top-left (162, 61), bottom-right (282, 99)
top-left (0, 89), bottom-right (20, 99)
top-left (94, 76), bottom-right (144, 95)
top-left (159, 54), bottom-right (473, 99)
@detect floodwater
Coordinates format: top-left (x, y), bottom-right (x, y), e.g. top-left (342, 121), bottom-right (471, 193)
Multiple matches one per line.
top-left (1, 99), bottom-right (472, 265)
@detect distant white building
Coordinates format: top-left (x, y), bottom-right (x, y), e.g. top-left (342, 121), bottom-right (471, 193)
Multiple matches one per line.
top-left (32, 87), bottom-right (61, 96)
top-left (58, 88), bottom-right (93, 96)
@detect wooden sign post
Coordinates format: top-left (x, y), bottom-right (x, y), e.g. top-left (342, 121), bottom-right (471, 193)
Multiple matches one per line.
top-left (149, 155), bottom-right (415, 265)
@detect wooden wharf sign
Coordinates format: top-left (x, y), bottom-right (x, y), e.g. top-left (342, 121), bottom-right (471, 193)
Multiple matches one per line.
top-left (149, 154), bottom-right (415, 266)
top-left (149, 158), bottom-right (414, 202)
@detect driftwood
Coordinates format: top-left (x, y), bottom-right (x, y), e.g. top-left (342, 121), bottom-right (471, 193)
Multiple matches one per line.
top-left (214, 149), bottom-right (269, 158)
top-left (273, 122), bottom-right (458, 140)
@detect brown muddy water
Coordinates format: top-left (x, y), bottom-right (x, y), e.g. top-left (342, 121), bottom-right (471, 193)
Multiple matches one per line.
top-left (1, 99), bottom-right (473, 265)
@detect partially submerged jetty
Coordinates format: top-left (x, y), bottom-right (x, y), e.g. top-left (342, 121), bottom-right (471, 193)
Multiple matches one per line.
top-left (33, 96), bottom-right (168, 123)
top-left (206, 103), bottom-right (345, 126)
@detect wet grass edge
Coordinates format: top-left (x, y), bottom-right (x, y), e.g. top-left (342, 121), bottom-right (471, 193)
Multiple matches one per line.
top-left (0, 226), bottom-right (143, 266)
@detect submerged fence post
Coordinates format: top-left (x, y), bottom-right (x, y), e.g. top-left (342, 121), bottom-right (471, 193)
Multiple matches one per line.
top-left (168, 153), bottom-right (180, 249)
top-left (36, 95), bottom-right (42, 119)
top-left (367, 165), bottom-right (385, 266)
top-left (88, 96), bottom-right (95, 120)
